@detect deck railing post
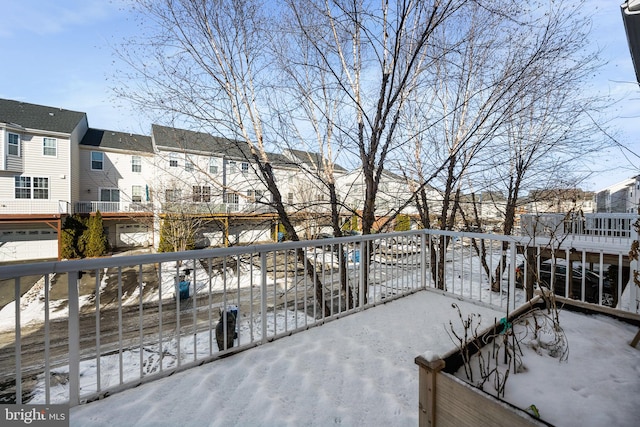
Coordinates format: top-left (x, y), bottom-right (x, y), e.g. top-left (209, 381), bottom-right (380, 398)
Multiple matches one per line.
top-left (68, 270), bottom-right (80, 406)
top-left (509, 241), bottom-right (517, 310)
top-left (359, 241), bottom-right (365, 310)
top-left (260, 251), bottom-right (268, 343)
top-left (421, 232), bottom-right (427, 289)
top-left (633, 225), bottom-right (640, 313)
top-left (14, 277), bottom-right (22, 404)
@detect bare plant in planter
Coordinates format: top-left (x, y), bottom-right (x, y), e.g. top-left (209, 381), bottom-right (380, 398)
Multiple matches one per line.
top-left (448, 302), bottom-right (568, 399)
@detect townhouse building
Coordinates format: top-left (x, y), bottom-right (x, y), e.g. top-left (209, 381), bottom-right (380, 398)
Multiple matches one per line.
top-left (336, 169), bottom-right (441, 231)
top-left (78, 128), bottom-right (155, 248)
top-left (280, 148), bottom-right (351, 238)
top-left (595, 177), bottom-right (639, 213)
top-left (526, 188), bottom-right (595, 214)
top-left (0, 99), bottom-right (88, 260)
top-left (1, 97), bottom-right (473, 262)
top-left (150, 124), bottom-right (288, 246)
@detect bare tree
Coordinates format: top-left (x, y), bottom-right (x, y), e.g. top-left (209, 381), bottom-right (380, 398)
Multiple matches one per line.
top-left (281, 0), bottom-right (465, 302)
top-left (116, 0), bottom-right (335, 315)
top-left (113, 0), bottom-right (608, 303)
top-left (462, 3), bottom-right (607, 292)
top-left (400, 1), bottom-right (606, 289)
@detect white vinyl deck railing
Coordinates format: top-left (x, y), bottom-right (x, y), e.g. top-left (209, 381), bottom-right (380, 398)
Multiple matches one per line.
top-left (0, 228), bottom-right (637, 407)
top-left (520, 213), bottom-right (639, 240)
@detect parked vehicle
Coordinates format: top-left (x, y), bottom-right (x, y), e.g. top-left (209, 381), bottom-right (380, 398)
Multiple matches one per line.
top-left (516, 261), bottom-right (613, 306)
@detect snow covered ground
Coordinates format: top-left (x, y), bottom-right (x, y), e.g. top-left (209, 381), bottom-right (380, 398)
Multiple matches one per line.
top-left (69, 290), bottom-right (640, 427)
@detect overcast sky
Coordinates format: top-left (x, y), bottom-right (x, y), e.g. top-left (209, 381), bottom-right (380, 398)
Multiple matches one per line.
top-left (1, 0), bottom-right (639, 191)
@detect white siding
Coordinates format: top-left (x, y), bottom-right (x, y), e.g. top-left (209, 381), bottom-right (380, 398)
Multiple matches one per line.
top-left (0, 129), bottom-right (5, 170)
top-left (154, 150), bottom-right (225, 205)
top-left (78, 148), bottom-right (154, 205)
top-left (0, 175), bottom-right (13, 199)
top-left (0, 129), bottom-right (74, 213)
top-left (69, 116), bottom-right (88, 203)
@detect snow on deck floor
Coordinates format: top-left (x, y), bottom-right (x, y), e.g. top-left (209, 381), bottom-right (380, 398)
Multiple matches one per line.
top-left (70, 289), bottom-right (506, 426)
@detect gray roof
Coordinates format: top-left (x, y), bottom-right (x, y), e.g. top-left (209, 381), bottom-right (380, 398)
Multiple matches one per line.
top-left (80, 128), bottom-right (154, 153)
top-left (0, 98), bottom-right (86, 134)
top-left (151, 124), bottom-right (292, 167)
top-left (152, 124), bottom-right (250, 158)
top-left (286, 149), bottom-right (348, 173)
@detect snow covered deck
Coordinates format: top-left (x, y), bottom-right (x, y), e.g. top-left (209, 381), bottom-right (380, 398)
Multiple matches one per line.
top-left (69, 290), bottom-right (505, 426)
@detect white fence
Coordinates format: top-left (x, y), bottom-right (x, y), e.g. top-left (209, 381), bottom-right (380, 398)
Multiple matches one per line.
top-left (0, 228), bottom-right (637, 407)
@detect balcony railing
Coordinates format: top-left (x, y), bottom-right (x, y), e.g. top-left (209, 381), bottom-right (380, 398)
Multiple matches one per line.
top-left (74, 201), bottom-right (153, 214)
top-left (0, 228), bottom-right (637, 407)
top-left (161, 202), bottom-right (276, 214)
top-left (520, 213), bottom-right (639, 241)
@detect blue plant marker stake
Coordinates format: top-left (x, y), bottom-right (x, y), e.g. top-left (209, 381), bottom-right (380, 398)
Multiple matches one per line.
top-left (499, 317), bottom-right (512, 333)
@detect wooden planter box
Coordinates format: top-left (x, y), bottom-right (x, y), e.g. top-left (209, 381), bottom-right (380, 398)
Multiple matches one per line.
top-left (415, 296), bottom-right (640, 427)
top-left (415, 356), bottom-right (549, 427)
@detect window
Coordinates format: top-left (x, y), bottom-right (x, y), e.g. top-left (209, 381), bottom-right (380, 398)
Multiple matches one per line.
top-left (209, 157), bottom-right (218, 174)
top-left (288, 192), bottom-right (294, 204)
top-left (228, 160), bottom-right (236, 171)
top-left (255, 190), bottom-right (264, 201)
top-left (14, 176), bottom-right (48, 199)
top-left (132, 185), bottom-right (143, 203)
top-left (14, 176), bottom-right (31, 199)
top-left (91, 152), bottom-right (104, 170)
top-left (132, 156), bottom-right (142, 173)
top-left (169, 153), bottom-right (178, 167)
top-left (33, 177), bottom-right (49, 199)
top-left (100, 188), bottom-right (120, 202)
top-left (166, 189), bottom-right (182, 202)
top-left (186, 155), bottom-right (195, 172)
top-left (8, 133), bottom-right (19, 156)
top-left (247, 190), bottom-right (255, 201)
top-left (224, 192), bottom-right (239, 204)
top-left (43, 138), bottom-right (57, 156)
top-left (192, 186), bottom-right (211, 202)
top-left (241, 162), bottom-right (249, 174)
